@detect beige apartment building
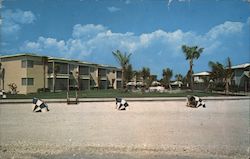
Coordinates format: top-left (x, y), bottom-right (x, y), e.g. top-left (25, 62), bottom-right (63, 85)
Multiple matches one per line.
top-left (0, 54), bottom-right (122, 94)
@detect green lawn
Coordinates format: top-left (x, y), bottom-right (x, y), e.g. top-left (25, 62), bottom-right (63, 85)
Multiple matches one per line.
top-left (3, 89), bottom-right (222, 99)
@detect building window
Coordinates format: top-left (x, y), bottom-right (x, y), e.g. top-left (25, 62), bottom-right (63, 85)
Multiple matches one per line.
top-left (79, 66), bottom-right (89, 75)
top-left (22, 78), bottom-right (34, 85)
top-left (117, 71), bottom-right (122, 79)
top-left (90, 67), bottom-right (95, 72)
top-left (21, 60), bottom-right (34, 68)
top-left (98, 69), bottom-right (106, 77)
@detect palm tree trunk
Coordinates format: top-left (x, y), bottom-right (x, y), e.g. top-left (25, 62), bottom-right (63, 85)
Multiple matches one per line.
top-left (122, 68), bottom-right (125, 89)
top-left (53, 62), bottom-right (55, 93)
top-left (190, 60), bottom-right (193, 91)
top-left (225, 78), bottom-right (229, 95)
top-left (43, 57), bottom-right (46, 92)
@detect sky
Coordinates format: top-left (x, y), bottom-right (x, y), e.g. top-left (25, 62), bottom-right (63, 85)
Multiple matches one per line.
top-left (1, 0), bottom-right (250, 79)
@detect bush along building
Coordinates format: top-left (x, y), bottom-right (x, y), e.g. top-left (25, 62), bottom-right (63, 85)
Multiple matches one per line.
top-left (0, 53), bottom-right (122, 94)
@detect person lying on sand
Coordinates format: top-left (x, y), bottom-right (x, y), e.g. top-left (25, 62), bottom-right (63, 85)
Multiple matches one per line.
top-left (115, 97), bottom-right (129, 110)
top-left (186, 95), bottom-right (206, 108)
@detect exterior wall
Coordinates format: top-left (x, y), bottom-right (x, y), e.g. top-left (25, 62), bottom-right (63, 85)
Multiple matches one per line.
top-left (115, 70), bottom-right (122, 89)
top-left (107, 69), bottom-right (116, 89)
top-left (98, 68), bottom-right (107, 89)
top-left (90, 66), bottom-right (98, 89)
top-left (1, 57), bottom-right (26, 94)
top-left (26, 56), bottom-right (47, 93)
top-left (0, 55), bottom-right (46, 94)
top-left (1, 54), bottom-right (122, 93)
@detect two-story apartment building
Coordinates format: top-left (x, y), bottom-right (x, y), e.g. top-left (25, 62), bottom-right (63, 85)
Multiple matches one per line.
top-left (231, 63), bottom-right (250, 91)
top-left (0, 53), bottom-right (122, 94)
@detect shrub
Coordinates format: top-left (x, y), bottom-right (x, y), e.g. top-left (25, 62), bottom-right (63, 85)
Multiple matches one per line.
top-left (37, 88), bottom-right (50, 92)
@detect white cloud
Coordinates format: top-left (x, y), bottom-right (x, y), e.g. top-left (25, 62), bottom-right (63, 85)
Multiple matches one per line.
top-left (20, 20), bottom-right (246, 66)
top-left (125, 0), bottom-right (131, 4)
top-left (107, 6), bottom-right (121, 13)
top-left (247, 17), bottom-right (250, 25)
top-left (167, 0), bottom-right (191, 8)
top-left (2, 9), bottom-right (36, 35)
top-left (206, 21), bottom-right (243, 40)
top-left (72, 24), bottom-right (106, 39)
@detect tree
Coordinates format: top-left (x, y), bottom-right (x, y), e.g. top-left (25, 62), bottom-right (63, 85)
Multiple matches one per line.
top-left (42, 56), bottom-right (48, 92)
top-left (162, 68), bottom-right (173, 89)
top-left (141, 67), bottom-right (150, 82)
top-left (112, 50), bottom-right (132, 88)
top-left (53, 64), bottom-right (60, 93)
top-left (182, 45), bottom-right (204, 91)
top-left (0, 63), bottom-right (5, 90)
top-left (124, 64), bottom-right (134, 83)
top-left (209, 57), bottom-right (232, 94)
top-left (133, 70), bottom-right (141, 82)
top-left (208, 61), bottom-right (225, 82)
top-left (139, 67), bottom-right (150, 89)
top-left (175, 74), bottom-right (183, 81)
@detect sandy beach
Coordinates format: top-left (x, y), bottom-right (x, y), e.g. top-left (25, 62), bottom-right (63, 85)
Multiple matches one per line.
top-left (0, 99), bottom-right (249, 159)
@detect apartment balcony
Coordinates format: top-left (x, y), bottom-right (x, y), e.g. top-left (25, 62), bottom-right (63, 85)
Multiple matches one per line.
top-left (47, 73), bottom-right (69, 79)
top-left (79, 74), bottom-right (90, 80)
top-left (99, 76), bottom-right (107, 81)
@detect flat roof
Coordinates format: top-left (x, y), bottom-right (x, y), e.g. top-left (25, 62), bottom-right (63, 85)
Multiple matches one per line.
top-left (231, 63), bottom-right (250, 69)
top-left (0, 53), bottom-right (47, 59)
top-left (193, 71), bottom-right (210, 76)
top-left (1, 53), bottom-right (121, 70)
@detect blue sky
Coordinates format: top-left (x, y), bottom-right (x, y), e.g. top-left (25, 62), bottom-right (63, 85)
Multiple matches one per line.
top-left (1, 0), bottom-right (250, 79)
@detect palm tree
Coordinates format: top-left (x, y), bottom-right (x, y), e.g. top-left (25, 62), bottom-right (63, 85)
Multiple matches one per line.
top-left (140, 67), bottom-right (151, 88)
top-left (0, 63), bottom-right (5, 90)
top-left (225, 57), bottom-right (232, 94)
top-left (124, 64), bottom-right (134, 83)
top-left (42, 56), bottom-right (48, 92)
top-left (182, 45), bottom-right (204, 91)
top-left (112, 50), bottom-right (132, 88)
top-left (208, 61), bottom-right (225, 82)
top-left (133, 70), bottom-right (141, 82)
top-left (141, 67), bottom-right (150, 81)
top-left (209, 57), bottom-right (232, 94)
top-left (162, 68), bottom-right (173, 89)
top-left (53, 64), bottom-right (60, 93)
top-left (175, 74), bottom-right (183, 81)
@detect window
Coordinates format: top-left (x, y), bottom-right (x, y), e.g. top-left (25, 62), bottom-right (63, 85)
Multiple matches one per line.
top-left (117, 71), bottom-right (122, 78)
top-left (79, 66), bottom-right (89, 75)
top-left (90, 67), bottom-right (95, 72)
top-left (98, 69), bottom-right (106, 77)
top-left (21, 60), bottom-right (34, 68)
top-left (22, 78), bottom-right (34, 85)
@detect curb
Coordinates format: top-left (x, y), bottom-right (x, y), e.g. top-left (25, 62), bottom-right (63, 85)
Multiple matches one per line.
top-left (1, 96), bottom-right (250, 104)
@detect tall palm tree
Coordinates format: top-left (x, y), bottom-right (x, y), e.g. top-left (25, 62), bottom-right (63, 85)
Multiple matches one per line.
top-left (225, 57), bottom-right (232, 94)
top-left (42, 56), bottom-right (48, 92)
top-left (112, 50), bottom-right (132, 88)
top-left (162, 68), bottom-right (173, 89)
top-left (124, 64), bottom-right (134, 83)
top-left (0, 63), bottom-right (5, 90)
top-left (53, 64), bottom-right (60, 93)
top-left (182, 45), bottom-right (204, 91)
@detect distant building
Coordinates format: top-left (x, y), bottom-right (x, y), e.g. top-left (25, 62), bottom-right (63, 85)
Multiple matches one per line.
top-left (192, 63), bottom-right (250, 92)
top-left (193, 71), bottom-right (211, 83)
top-left (231, 63), bottom-right (250, 91)
top-left (0, 53), bottom-right (122, 94)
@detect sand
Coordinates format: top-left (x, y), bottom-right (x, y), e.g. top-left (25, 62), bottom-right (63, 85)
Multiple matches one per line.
top-left (0, 99), bottom-right (249, 159)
